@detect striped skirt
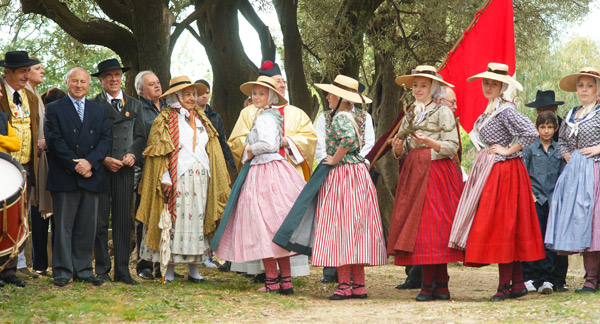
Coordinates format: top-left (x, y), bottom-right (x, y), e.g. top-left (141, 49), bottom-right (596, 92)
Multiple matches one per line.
top-left (546, 151), bottom-right (600, 252)
top-left (464, 157), bottom-right (545, 265)
top-left (395, 158), bottom-right (465, 265)
top-left (311, 162), bottom-right (387, 267)
top-left (449, 148), bottom-right (496, 249)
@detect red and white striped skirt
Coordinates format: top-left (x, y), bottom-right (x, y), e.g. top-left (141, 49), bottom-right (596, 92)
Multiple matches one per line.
top-left (311, 163), bottom-right (387, 267)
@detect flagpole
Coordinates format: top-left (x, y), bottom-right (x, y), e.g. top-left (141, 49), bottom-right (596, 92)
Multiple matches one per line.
top-left (437, 0), bottom-right (494, 72)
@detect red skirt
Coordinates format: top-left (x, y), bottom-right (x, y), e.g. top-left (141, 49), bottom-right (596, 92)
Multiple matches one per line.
top-left (465, 158), bottom-right (545, 266)
top-left (395, 158), bottom-right (465, 265)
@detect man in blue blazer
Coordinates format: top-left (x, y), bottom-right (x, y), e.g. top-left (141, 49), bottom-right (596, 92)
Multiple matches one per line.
top-left (45, 67), bottom-right (111, 287)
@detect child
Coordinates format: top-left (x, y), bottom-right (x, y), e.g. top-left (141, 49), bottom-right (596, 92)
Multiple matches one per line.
top-left (521, 110), bottom-right (567, 294)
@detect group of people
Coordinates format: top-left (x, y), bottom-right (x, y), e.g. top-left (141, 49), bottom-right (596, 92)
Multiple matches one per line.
top-left (0, 48), bottom-right (597, 303)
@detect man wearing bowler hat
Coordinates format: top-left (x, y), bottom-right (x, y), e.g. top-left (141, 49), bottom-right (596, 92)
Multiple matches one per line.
top-left (0, 50), bottom-right (41, 288)
top-left (92, 58), bottom-right (146, 284)
top-left (525, 90), bottom-right (564, 141)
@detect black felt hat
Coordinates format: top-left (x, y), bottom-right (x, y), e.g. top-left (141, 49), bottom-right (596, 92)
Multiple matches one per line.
top-left (91, 58), bottom-right (130, 77)
top-left (525, 90), bottom-right (564, 108)
top-left (258, 60), bottom-right (282, 77)
top-left (0, 51), bottom-right (39, 68)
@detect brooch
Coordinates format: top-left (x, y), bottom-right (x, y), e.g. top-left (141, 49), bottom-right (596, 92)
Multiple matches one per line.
top-left (125, 111), bottom-right (130, 117)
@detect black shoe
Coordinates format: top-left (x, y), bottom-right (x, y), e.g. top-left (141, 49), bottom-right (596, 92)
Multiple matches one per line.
top-left (432, 283), bottom-right (450, 300)
top-left (415, 283), bottom-right (434, 302)
top-left (252, 273), bottom-right (266, 284)
top-left (490, 284), bottom-right (511, 302)
top-left (218, 261), bottom-right (231, 272)
top-left (174, 271), bottom-right (184, 278)
top-left (4, 275), bottom-right (26, 287)
top-left (137, 268), bottom-right (154, 280)
top-left (320, 275), bottom-right (336, 284)
top-left (554, 284), bottom-right (568, 292)
top-left (53, 278), bottom-right (70, 287)
top-left (187, 276), bottom-right (207, 283)
top-left (396, 278), bottom-right (421, 290)
top-left (575, 286), bottom-right (596, 293)
top-left (0, 278), bottom-right (4, 287)
top-left (115, 276), bottom-right (138, 285)
top-left (329, 293), bottom-right (352, 300)
top-left (74, 276), bottom-right (103, 286)
top-left (96, 274), bottom-right (112, 283)
top-left (510, 288), bottom-right (528, 299)
top-left (279, 276), bottom-right (294, 295)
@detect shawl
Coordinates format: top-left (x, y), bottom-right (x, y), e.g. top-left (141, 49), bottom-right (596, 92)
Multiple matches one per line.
top-left (136, 107), bottom-right (231, 251)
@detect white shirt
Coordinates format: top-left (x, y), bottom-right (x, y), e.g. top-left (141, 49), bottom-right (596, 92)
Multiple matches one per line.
top-left (4, 82), bottom-right (23, 118)
top-left (315, 108), bottom-right (375, 164)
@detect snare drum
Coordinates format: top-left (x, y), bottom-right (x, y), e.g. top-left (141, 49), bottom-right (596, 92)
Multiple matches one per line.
top-left (0, 151), bottom-right (28, 258)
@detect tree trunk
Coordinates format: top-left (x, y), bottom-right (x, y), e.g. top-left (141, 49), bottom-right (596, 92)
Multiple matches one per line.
top-left (194, 0), bottom-right (257, 135)
top-left (273, 0), bottom-right (316, 116)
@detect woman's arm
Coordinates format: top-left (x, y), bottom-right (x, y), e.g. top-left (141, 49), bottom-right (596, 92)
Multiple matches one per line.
top-left (323, 145), bottom-right (351, 165)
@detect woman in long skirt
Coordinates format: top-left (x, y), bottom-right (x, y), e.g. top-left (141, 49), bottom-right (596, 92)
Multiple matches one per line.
top-left (388, 65), bottom-right (464, 301)
top-left (545, 68), bottom-right (600, 293)
top-left (449, 63), bottom-right (545, 301)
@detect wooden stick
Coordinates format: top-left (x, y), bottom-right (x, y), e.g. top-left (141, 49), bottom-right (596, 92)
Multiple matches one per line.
top-left (437, 0), bottom-right (494, 72)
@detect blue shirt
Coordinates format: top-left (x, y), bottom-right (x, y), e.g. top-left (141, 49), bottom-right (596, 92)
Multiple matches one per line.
top-left (522, 138), bottom-right (565, 206)
top-left (68, 94), bottom-right (86, 115)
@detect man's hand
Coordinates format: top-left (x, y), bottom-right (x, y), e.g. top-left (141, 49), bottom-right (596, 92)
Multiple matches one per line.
top-left (104, 157), bottom-right (124, 172)
top-left (122, 153), bottom-right (136, 167)
top-left (73, 158), bottom-right (92, 176)
top-left (281, 137), bottom-right (290, 149)
top-left (37, 139), bottom-right (46, 151)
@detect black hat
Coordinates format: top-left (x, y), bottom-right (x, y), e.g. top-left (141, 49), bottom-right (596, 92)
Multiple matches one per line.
top-left (0, 51), bottom-right (39, 68)
top-left (258, 60), bottom-right (282, 77)
top-left (525, 90), bottom-right (564, 108)
top-left (91, 58), bottom-right (130, 77)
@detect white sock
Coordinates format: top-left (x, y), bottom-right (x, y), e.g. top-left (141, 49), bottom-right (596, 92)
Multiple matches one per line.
top-left (188, 264), bottom-right (203, 280)
top-left (17, 250), bottom-right (26, 269)
top-left (165, 264), bottom-right (175, 281)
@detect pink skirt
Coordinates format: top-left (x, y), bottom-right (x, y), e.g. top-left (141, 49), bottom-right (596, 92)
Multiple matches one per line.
top-left (311, 163), bottom-right (387, 267)
top-left (214, 160), bottom-right (305, 262)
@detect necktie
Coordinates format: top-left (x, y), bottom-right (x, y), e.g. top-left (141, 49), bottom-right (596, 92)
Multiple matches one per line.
top-left (13, 91), bottom-right (21, 106)
top-left (75, 101), bottom-right (84, 121)
top-left (111, 98), bottom-right (122, 112)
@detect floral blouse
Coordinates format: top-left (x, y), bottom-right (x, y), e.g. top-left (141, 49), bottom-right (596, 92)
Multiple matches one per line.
top-left (326, 111), bottom-right (364, 165)
top-left (474, 102), bottom-right (537, 162)
top-left (558, 105), bottom-right (600, 162)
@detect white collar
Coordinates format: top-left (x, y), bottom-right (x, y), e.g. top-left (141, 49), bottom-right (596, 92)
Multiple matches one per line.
top-left (4, 82), bottom-right (21, 99)
top-left (105, 90), bottom-right (123, 103)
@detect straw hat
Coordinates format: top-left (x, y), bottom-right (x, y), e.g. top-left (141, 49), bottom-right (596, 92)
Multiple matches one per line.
top-left (395, 65), bottom-right (454, 88)
top-left (467, 62), bottom-right (522, 91)
top-left (559, 67), bottom-right (600, 92)
top-left (159, 76), bottom-right (207, 99)
top-left (240, 75), bottom-right (288, 105)
top-left (314, 75), bottom-right (372, 104)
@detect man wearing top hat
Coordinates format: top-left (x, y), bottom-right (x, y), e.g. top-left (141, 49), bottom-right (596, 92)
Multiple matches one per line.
top-left (525, 90), bottom-right (564, 142)
top-left (92, 58), bottom-right (146, 284)
top-left (0, 50), bottom-right (41, 288)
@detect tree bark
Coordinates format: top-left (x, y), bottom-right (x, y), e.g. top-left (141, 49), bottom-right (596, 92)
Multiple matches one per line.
top-left (273, 0), bottom-right (316, 116)
top-left (193, 0), bottom-right (257, 135)
top-left (239, 0), bottom-right (276, 63)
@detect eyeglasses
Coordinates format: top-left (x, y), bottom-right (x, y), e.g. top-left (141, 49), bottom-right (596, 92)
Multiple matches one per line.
top-left (273, 79), bottom-right (287, 85)
top-left (443, 98), bottom-right (457, 107)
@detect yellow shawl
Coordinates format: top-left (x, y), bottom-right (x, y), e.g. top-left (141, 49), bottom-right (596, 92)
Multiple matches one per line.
top-left (136, 107), bottom-right (231, 251)
top-left (228, 104), bottom-right (317, 180)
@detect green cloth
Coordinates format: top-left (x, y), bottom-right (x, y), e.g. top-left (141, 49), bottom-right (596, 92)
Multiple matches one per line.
top-left (272, 162), bottom-right (332, 256)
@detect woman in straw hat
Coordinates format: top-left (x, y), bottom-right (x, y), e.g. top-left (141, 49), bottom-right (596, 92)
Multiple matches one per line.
top-left (136, 76), bottom-right (231, 283)
top-left (448, 63), bottom-right (545, 301)
top-left (306, 75), bottom-right (386, 300)
top-left (545, 68), bottom-right (600, 293)
top-left (211, 76), bottom-right (305, 294)
top-left (388, 65), bottom-right (464, 301)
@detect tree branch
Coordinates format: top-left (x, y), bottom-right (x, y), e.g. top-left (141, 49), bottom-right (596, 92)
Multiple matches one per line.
top-left (388, 0), bottom-right (420, 64)
top-left (239, 0), bottom-right (275, 62)
top-left (302, 42), bottom-right (322, 62)
top-left (94, 0), bottom-right (133, 28)
top-left (169, 6), bottom-right (205, 58)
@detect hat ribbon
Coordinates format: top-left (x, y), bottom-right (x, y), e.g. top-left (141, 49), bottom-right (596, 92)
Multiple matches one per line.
top-left (414, 70), bottom-right (437, 76)
top-left (581, 70), bottom-right (600, 77)
top-left (332, 81), bottom-right (365, 104)
top-left (168, 80), bottom-right (192, 89)
top-left (486, 67), bottom-right (508, 75)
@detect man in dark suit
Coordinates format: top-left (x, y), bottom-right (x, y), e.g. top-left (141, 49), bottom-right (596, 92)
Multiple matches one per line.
top-left (0, 50), bottom-right (41, 288)
top-left (45, 67), bottom-right (110, 287)
top-left (92, 58), bottom-right (145, 285)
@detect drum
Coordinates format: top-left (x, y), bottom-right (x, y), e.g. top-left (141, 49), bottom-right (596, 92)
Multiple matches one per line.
top-left (0, 151), bottom-right (28, 258)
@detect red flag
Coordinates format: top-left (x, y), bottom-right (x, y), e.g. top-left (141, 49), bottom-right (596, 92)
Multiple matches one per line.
top-left (438, 0), bottom-right (515, 132)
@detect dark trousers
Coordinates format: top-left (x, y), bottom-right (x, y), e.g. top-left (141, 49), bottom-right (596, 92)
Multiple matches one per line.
top-left (52, 190), bottom-right (98, 281)
top-left (522, 201), bottom-right (568, 286)
top-left (30, 204), bottom-right (55, 271)
top-left (0, 255), bottom-right (18, 279)
top-left (94, 166), bottom-right (134, 279)
top-left (406, 265), bottom-right (422, 282)
top-left (133, 193), bottom-right (158, 274)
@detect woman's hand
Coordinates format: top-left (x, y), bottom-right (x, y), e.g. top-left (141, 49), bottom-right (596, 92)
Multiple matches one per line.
top-left (323, 155), bottom-right (338, 165)
top-left (488, 144), bottom-right (511, 156)
top-left (563, 152), bottom-right (571, 163)
top-left (409, 131), bottom-right (441, 152)
top-left (581, 144), bottom-right (600, 158)
top-left (161, 182), bottom-right (172, 195)
top-left (392, 135), bottom-right (404, 157)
